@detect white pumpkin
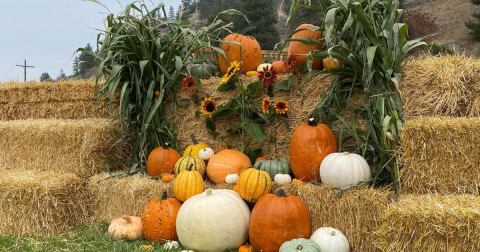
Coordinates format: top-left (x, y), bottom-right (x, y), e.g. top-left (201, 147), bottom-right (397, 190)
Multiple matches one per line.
top-left (257, 63), bottom-right (272, 73)
top-left (274, 174), bottom-right (292, 184)
top-left (319, 152), bottom-right (371, 187)
top-left (310, 227), bottom-right (349, 252)
top-left (198, 147), bottom-right (215, 161)
top-left (164, 240), bottom-right (179, 249)
top-left (225, 173), bottom-right (239, 184)
top-left (176, 188), bottom-right (251, 252)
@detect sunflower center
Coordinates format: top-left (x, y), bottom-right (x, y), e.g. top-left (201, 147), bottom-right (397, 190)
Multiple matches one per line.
top-left (206, 102), bottom-right (216, 112)
top-left (187, 81), bottom-right (194, 87)
top-left (264, 71), bottom-right (272, 78)
top-left (227, 67), bottom-right (236, 76)
top-left (278, 103), bottom-right (285, 109)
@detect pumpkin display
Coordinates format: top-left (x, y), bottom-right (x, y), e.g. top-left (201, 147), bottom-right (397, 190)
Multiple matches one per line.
top-left (322, 57), bottom-right (341, 69)
top-left (271, 60), bottom-right (285, 74)
top-left (289, 118), bottom-right (338, 182)
top-left (238, 244), bottom-right (254, 252)
top-left (207, 149), bottom-right (252, 183)
top-left (177, 189), bottom-right (251, 252)
top-left (174, 168), bottom-right (204, 202)
top-left (257, 63), bottom-right (272, 73)
top-left (280, 238), bottom-right (322, 252)
top-left (288, 24), bottom-right (326, 72)
top-left (255, 156), bottom-right (268, 163)
top-left (320, 152), bottom-right (371, 187)
top-left (254, 159), bottom-right (291, 180)
top-left (310, 227), bottom-right (350, 252)
top-left (190, 63), bottom-right (216, 79)
top-left (164, 240), bottom-right (180, 249)
top-left (236, 168), bottom-right (272, 203)
top-left (183, 134), bottom-right (209, 157)
top-left (292, 179), bottom-right (305, 185)
top-left (108, 215), bottom-right (143, 240)
top-left (274, 174), bottom-right (292, 184)
top-left (161, 173), bottom-right (176, 183)
top-left (147, 146), bottom-right (181, 177)
top-left (174, 154), bottom-right (206, 176)
top-left (225, 173), bottom-right (239, 184)
top-left (219, 33), bottom-right (262, 74)
top-left (198, 147), bottom-right (215, 161)
top-left (249, 189), bottom-right (311, 251)
top-left (141, 192), bottom-right (182, 242)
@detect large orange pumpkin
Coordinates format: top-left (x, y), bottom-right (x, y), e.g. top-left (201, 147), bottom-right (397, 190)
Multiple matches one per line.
top-left (289, 118), bottom-right (338, 182)
top-left (271, 61), bottom-right (285, 74)
top-left (147, 146), bottom-right (181, 177)
top-left (141, 192), bottom-right (182, 242)
top-left (288, 24), bottom-right (326, 72)
top-left (249, 189), bottom-right (311, 252)
top-left (207, 149), bottom-right (252, 183)
top-left (219, 33), bottom-right (262, 74)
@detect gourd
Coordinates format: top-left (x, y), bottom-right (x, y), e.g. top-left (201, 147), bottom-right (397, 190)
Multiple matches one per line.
top-left (207, 149), bottom-right (252, 183)
top-left (310, 227), bottom-right (350, 252)
top-left (289, 118), bottom-right (338, 182)
top-left (238, 244), bottom-right (254, 252)
top-left (236, 168), bottom-right (272, 202)
top-left (225, 173), bottom-right (239, 184)
top-left (176, 189), bottom-right (251, 252)
top-left (254, 159), bottom-right (291, 180)
top-left (274, 174), bottom-right (292, 184)
top-left (257, 63), bottom-right (272, 73)
top-left (322, 57), bottom-right (341, 69)
top-left (271, 60), bottom-right (285, 74)
top-left (108, 215), bottom-right (143, 240)
top-left (288, 24), bottom-right (326, 72)
top-left (183, 134), bottom-right (210, 157)
top-left (174, 167), bottom-right (204, 202)
top-left (219, 33), bottom-right (262, 74)
top-left (161, 173), bottom-right (176, 183)
top-left (320, 152), bottom-right (371, 187)
top-left (292, 179), bottom-right (305, 185)
top-left (280, 238), bottom-right (322, 252)
top-left (198, 147), bottom-right (214, 161)
top-left (141, 192), bottom-right (182, 242)
top-left (174, 153), bottom-right (206, 176)
top-left (190, 64), bottom-right (216, 79)
top-left (147, 146), bottom-right (181, 177)
top-left (255, 156), bottom-right (268, 163)
top-left (164, 240), bottom-right (180, 249)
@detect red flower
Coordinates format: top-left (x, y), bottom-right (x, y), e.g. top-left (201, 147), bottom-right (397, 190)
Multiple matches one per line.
top-left (258, 65), bottom-right (278, 85)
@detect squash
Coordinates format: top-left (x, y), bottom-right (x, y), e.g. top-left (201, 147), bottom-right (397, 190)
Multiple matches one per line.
top-left (207, 149), bottom-right (252, 183)
top-left (320, 152), bottom-right (371, 187)
top-left (190, 64), bottom-right (216, 79)
top-left (108, 215), bottom-right (143, 240)
top-left (176, 189), bottom-right (251, 252)
top-left (174, 168), bottom-right (204, 202)
top-left (288, 24), bottom-right (326, 72)
top-left (225, 173), bottom-right (239, 184)
top-left (198, 147), bottom-right (215, 161)
top-left (255, 156), bottom-right (268, 163)
top-left (289, 118), bottom-right (338, 182)
top-left (174, 154), bottom-right (206, 176)
top-left (236, 168), bottom-right (272, 202)
top-left (249, 189), bottom-right (311, 251)
top-left (141, 192), bottom-right (182, 242)
top-left (254, 159), bottom-right (291, 180)
top-left (280, 238), bottom-right (322, 252)
top-left (183, 134), bottom-right (210, 157)
top-left (161, 173), bottom-right (176, 183)
top-left (292, 179), bottom-right (305, 185)
top-left (164, 240), bottom-right (180, 249)
top-left (238, 244), bottom-right (254, 252)
top-left (274, 174), bottom-right (292, 184)
top-left (271, 60), bottom-right (285, 74)
top-left (310, 227), bottom-right (350, 252)
top-left (257, 63), bottom-right (272, 73)
top-left (322, 57), bottom-right (341, 69)
top-left (147, 146), bottom-right (181, 177)
top-left (219, 33), bottom-right (262, 74)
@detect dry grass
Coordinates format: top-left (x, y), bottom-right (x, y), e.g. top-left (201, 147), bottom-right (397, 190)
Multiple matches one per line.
top-left (400, 117), bottom-right (480, 194)
top-left (0, 119), bottom-right (125, 177)
top-left (0, 170), bottom-right (90, 235)
top-left (375, 194), bottom-right (480, 251)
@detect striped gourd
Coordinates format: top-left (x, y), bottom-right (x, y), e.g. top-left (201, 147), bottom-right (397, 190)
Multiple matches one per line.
top-left (236, 168), bottom-right (272, 203)
top-left (174, 168), bottom-right (204, 202)
top-left (174, 154), bottom-right (206, 176)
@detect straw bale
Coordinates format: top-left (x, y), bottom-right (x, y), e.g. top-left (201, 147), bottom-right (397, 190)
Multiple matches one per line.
top-left (401, 54), bottom-right (480, 119)
top-left (0, 119), bottom-right (125, 177)
top-left (0, 170), bottom-right (89, 235)
top-left (375, 194), bottom-right (480, 251)
top-left (400, 117), bottom-right (480, 194)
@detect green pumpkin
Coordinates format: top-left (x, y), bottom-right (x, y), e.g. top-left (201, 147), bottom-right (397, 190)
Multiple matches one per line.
top-left (190, 64), bottom-right (216, 79)
top-left (280, 238), bottom-right (321, 252)
top-left (254, 160), bottom-right (291, 180)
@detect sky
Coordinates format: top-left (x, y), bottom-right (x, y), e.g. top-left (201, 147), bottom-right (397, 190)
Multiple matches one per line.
top-left (0, 0), bottom-right (182, 82)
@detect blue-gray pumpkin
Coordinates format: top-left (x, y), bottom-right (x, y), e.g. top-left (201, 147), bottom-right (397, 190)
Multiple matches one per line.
top-left (190, 64), bottom-right (216, 79)
top-left (254, 160), bottom-right (291, 180)
top-left (280, 238), bottom-right (321, 252)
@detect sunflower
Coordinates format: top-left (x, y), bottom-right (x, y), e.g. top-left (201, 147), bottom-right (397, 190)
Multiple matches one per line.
top-left (182, 76), bottom-right (197, 92)
top-left (246, 71), bottom-right (258, 77)
top-left (258, 65), bottom-right (278, 85)
top-left (221, 61), bottom-right (241, 83)
top-left (274, 100), bottom-right (289, 114)
top-left (284, 53), bottom-right (298, 71)
top-left (201, 98), bottom-right (217, 115)
top-left (262, 97), bottom-right (271, 114)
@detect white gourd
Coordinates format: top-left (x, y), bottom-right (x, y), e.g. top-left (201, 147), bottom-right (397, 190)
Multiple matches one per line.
top-left (274, 174), bottom-right (292, 184)
top-left (319, 152), bottom-right (371, 187)
top-left (198, 148), bottom-right (215, 161)
top-left (176, 189), bottom-right (251, 252)
top-left (280, 238), bottom-right (321, 252)
top-left (225, 173), bottom-right (239, 184)
top-left (257, 63), bottom-right (272, 72)
top-left (164, 240), bottom-right (179, 249)
top-left (310, 227), bottom-right (350, 252)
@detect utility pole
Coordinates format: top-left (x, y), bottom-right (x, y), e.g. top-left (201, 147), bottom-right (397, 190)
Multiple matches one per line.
top-left (16, 59), bottom-right (34, 82)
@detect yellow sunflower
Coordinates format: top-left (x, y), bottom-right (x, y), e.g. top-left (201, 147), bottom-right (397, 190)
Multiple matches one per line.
top-left (262, 97), bottom-right (271, 114)
top-left (181, 76), bottom-right (197, 92)
top-left (221, 61), bottom-right (241, 83)
top-left (201, 98), bottom-right (217, 115)
top-left (246, 71), bottom-right (258, 77)
top-left (274, 100), bottom-right (289, 114)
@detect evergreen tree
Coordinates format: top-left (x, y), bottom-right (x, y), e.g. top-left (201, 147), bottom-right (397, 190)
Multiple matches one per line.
top-left (282, 0), bottom-right (323, 33)
top-left (39, 72), bottom-right (52, 82)
top-left (168, 6), bottom-right (175, 21)
top-left (72, 43), bottom-right (97, 79)
top-left (466, 0), bottom-right (480, 41)
top-left (56, 69), bottom-right (68, 81)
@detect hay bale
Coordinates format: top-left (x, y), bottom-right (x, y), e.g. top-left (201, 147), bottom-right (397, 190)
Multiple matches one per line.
top-left (400, 117), bottom-right (480, 194)
top-left (375, 194), bottom-right (480, 251)
top-left (0, 170), bottom-right (89, 235)
top-left (0, 119), bottom-right (125, 177)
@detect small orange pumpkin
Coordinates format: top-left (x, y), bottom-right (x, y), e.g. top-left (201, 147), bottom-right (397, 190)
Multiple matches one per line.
top-left (255, 156), bottom-right (268, 163)
top-left (147, 146), bottom-right (181, 177)
top-left (323, 57), bottom-right (342, 69)
top-left (271, 61), bottom-right (285, 74)
top-left (161, 173), bottom-right (176, 183)
top-left (238, 244), bottom-right (254, 252)
top-left (292, 179), bottom-right (305, 185)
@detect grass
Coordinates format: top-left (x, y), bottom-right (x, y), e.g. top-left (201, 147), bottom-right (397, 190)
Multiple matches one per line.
top-left (0, 222), bottom-right (238, 252)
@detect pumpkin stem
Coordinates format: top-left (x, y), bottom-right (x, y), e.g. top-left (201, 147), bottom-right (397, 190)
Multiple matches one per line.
top-left (296, 245), bottom-right (303, 250)
top-left (343, 152), bottom-right (350, 155)
top-left (206, 188), bottom-right (213, 196)
top-left (241, 27), bottom-right (257, 36)
top-left (276, 188), bottom-right (287, 197)
top-left (161, 191), bottom-right (167, 200)
top-left (308, 118), bottom-right (318, 127)
top-left (122, 215), bottom-right (132, 224)
top-left (331, 231), bottom-right (336, 236)
top-left (190, 134), bottom-right (198, 145)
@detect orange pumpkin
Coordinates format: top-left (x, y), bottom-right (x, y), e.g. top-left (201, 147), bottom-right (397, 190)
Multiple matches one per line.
top-left (141, 192), bottom-right (182, 242)
top-left (207, 149), bottom-right (252, 183)
top-left (292, 178), bottom-right (305, 185)
top-left (255, 156), bottom-right (268, 163)
top-left (323, 57), bottom-right (342, 69)
top-left (238, 244), bottom-right (254, 252)
top-left (288, 24), bottom-right (326, 72)
top-left (249, 189), bottom-right (311, 252)
top-left (289, 118), bottom-right (338, 182)
top-left (219, 33), bottom-right (262, 74)
top-left (271, 60), bottom-right (285, 74)
top-left (161, 173), bottom-right (176, 183)
top-left (147, 146), bottom-right (181, 177)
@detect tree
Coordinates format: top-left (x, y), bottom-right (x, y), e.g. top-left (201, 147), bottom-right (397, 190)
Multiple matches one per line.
top-left (282, 0), bottom-right (323, 33)
top-left (39, 72), bottom-right (52, 82)
top-left (466, 0), bottom-right (480, 40)
top-left (168, 6), bottom-right (175, 21)
top-left (56, 69), bottom-right (68, 82)
top-left (72, 43), bottom-right (97, 79)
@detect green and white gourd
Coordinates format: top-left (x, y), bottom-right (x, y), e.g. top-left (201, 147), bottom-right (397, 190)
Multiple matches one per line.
top-left (279, 238), bottom-right (321, 252)
top-left (310, 227), bottom-right (349, 252)
top-left (254, 160), bottom-right (291, 180)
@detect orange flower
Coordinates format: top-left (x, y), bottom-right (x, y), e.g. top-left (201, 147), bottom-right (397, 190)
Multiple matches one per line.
top-left (262, 97), bottom-right (271, 114)
top-left (182, 76), bottom-right (197, 92)
top-left (258, 65), bottom-right (278, 85)
top-left (154, 91), bottom-right (160, 97)
top-left (284, 53), bottom-right (297, 71)
top-left (274, 100), bottom-right (289, 114)
top-left (201, 98), bottom-right (217, 115)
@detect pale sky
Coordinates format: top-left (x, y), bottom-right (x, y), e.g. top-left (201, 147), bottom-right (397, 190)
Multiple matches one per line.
top-left (0, 0), bottom-right (182, 82)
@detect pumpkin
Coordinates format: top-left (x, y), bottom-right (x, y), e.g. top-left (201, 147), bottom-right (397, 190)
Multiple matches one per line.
top-left (183, 134), bottom-right (210, 157)
top-left (174, 154), bottom-right (206, 176)
top-left (233, 185), bottom-right (239, 192)
top-left (310, 227), bottom-right (350, 252)
top-left (161, 173), bottom-right (176, 183)
top-left (141, 192), bottom-right (182, 242)
top-left (147, 146), bottom-right (181, 177)
top-left (322, 57), bottom-right (341, 69)
top-left (289, 118), bottom-right (338, 182)
top-left (292, 179), bottom-right (305, 185)
top-left (174, 168), bottom-right (204, 202)
top-left (225, 173), bottom-right (239, 184)
top-left (219, 33), bottom-right (262, 74)
top-left (274, 174), bottom-right (292, 184)
top-left (320, 152), bottom-right (371, 188)
top-left (254, 159), bottom-right (291, 180)
top-left (190, 63), bottom-right (216, 79)
top-left (288, 24), bottom-right (326, 72)
top-left (176, 189), bottom-right (251, 252)
top-left (238, 244), bottom-right (254, 252)
top-left (255, 156), bottom-right (268, 163)
top-left (257, 63), bottom-right (272, 73)
top-left (249, 189), bottom-right (311, 252)
top-left (271, 60), bottom-right (285, 74)
top-left (198, 147), bottom-right (215, 161)
top-left (280, 238), bottom-right (322, 252)
top-left (164, 240), bottom-right (179, 249)
top-left (237, 168), bottom-right (272, 202)
top-left (207, 149), bottom-right (252, 183)
top-left (108, 215), bottom-right (143, 240)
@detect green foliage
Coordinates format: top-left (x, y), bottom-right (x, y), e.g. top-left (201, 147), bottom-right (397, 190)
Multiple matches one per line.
top-left (282, 0), bottom-right (323, 32)
top-left (73, 43), bottom-right (97, 79)
top-left (471, 0), bottom-right (480, 5)
top-left (39, 72), bottom-right (52, 82)
top-left (425, 43), bottom-right (454, 55)
top-left (466, 12), bottom-right (480, 41)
